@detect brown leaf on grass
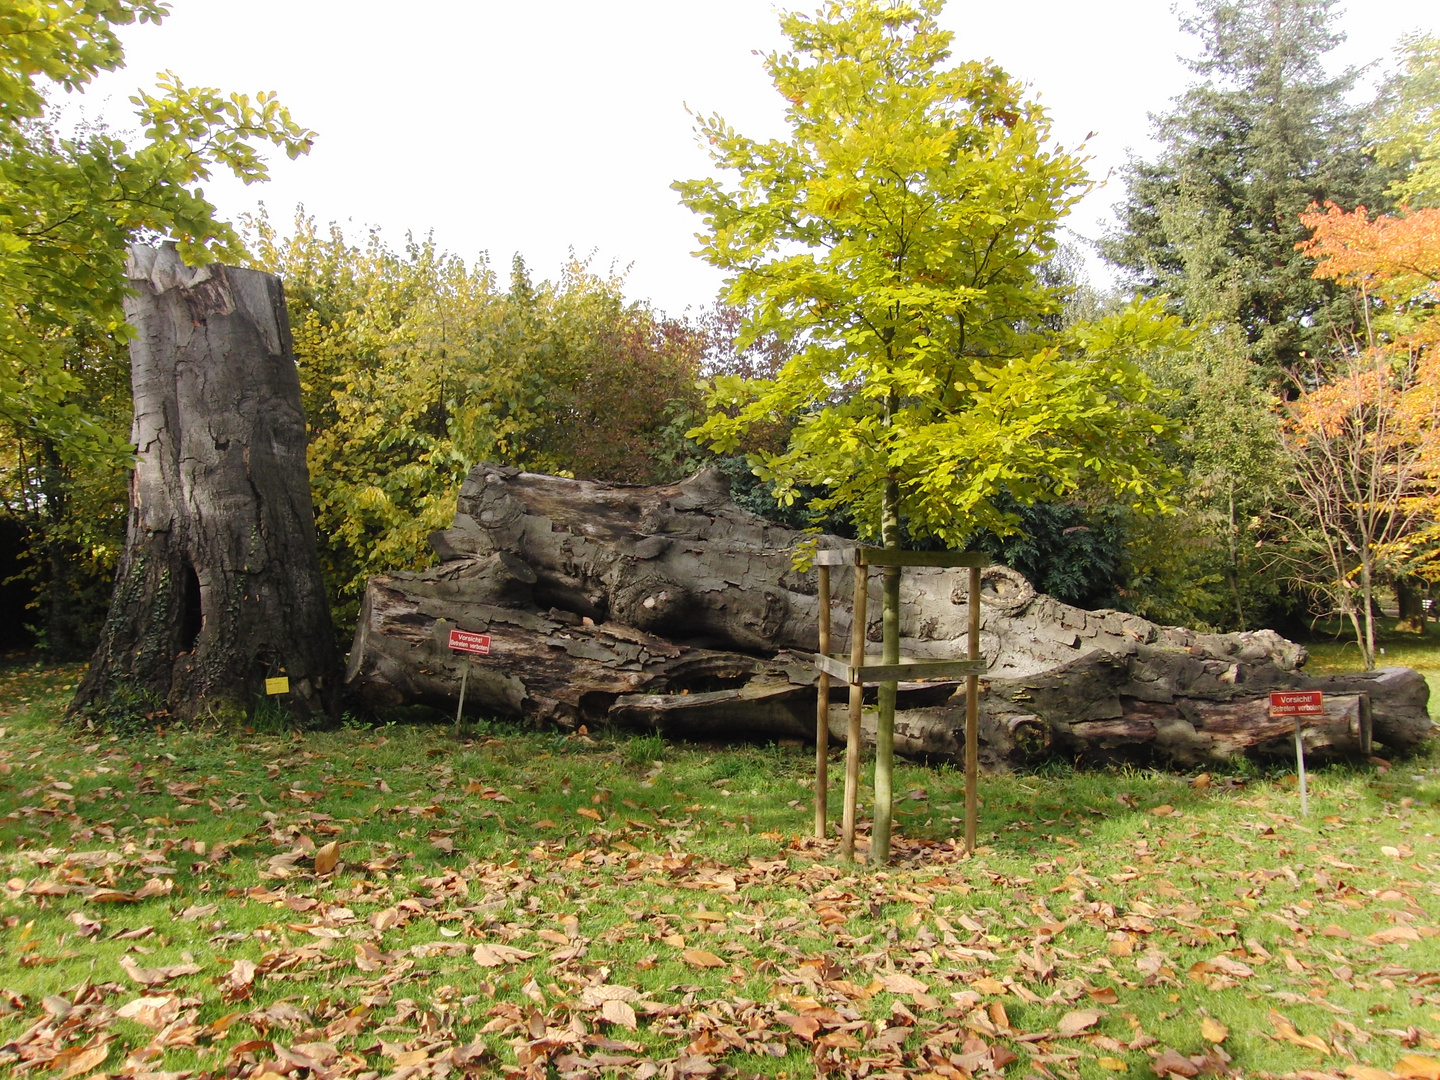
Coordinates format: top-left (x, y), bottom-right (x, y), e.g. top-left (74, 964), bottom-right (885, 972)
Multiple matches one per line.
top-left (1149, 804), bottom-right (1175, 816)
top-left (1099, 1058), bottom-right (1130, 1072)
top-left (579, 988), bottom-right (638, 1014)
top-left (971, 976), bottom-right (1009, 995)
top-left (115, 996), bottom-right (181, 1030)
top-left (314, 841), bottom-right (339, 876)
top-left (1058, 1008), bottom-right (1104, 1036)
top-left (1345, 1067), bottom-right (1398, 1080)
top-left (1089, 985), bottom-right (1120, 1004)
top-left (67, 911), bottom-right (103, 937)
top-left (777, 1012), bottom-right (821, 1040)
top-left (53, 1041), bottom-right (109, 1080)
top-left (230, 958), bottom-right (257, 989)
top-left (1270, 1011), bottom-right (1329, 1054)
top-left (471, 943), bottom-right (536, 967)
top-left (600, 998), bottom-right (637, 1030)
top-left (1200, 1017), bottom-right (1228, 1043)
top-left (681, 949), bottom-right (726, 968)
top-left (1207, 955), bottom-right (1254, 978)
top-left (119, 954), bottom-right (201, 987)
top-left (577, 807), bottom-right (602, 821)
top-left (1394, 1057), bottom-right (1440, 1080)
top-left (990, 1001), bottom-right (1010, 1029)
top-left (1368, 926), bottom-right (1422, 945)
top-left (878, 972), bottom-right (928, 995)
top-left (1151, 1048), bottom-right (1200, 1078)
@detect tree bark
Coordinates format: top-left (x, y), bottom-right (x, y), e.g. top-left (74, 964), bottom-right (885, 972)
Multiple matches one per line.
top-left (1396, 575), bottom-right (1427, 634)
top-left (344, 464), bottom-right (1434, 767)
top-left (71, 245), bottom-right (338, 724)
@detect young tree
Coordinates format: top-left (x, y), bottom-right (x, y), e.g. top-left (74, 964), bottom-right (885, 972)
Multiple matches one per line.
top-left (677, 0), bottom-right (1184, 862)
top-left (1283, 203), bottom-right (1440, 666)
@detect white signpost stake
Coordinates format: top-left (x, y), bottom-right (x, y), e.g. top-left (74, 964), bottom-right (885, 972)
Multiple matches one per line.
top-left (1295, 718), bottom-right (1308, 817)
top-left (455, 663), bottom-right (469, 736)
top-left (1270, 690), bottom-right (1323, 817)
top-left (447, 629), bottom-right (492, 736)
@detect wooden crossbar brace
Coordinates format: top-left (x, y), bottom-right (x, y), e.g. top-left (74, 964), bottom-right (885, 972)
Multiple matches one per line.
top-left (811, 548), bottom-right (988, 861)
top-left (813, 547), bottom-right (988, 568)
top-left (813, 653), bottom-right (986, 685)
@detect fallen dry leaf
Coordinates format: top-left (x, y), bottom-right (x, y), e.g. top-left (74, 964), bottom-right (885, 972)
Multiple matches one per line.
top-left (681, 948), bottom-right (726, 968)
top-left (1151, 1048), bottom-right (1199, 1078)
top-left (472, 943), bottom-right (536, 967)
top-left (878, 972), bottom-right (928, 995)
top-left (1345, 1067), bottom-right (1397, 1080)
top-left (115, 995), bottom-right (181, 1030)
top-left (1200, 1017), bottom-right (1228, 1043)
top-left (54, 1042), bottom-right (109, 1080)
top-left (1058, 1008), bottom-right (1104, 1036)
top-left (1394, 1057), bottom-right (1440, 1080)
top-left (229, 957), bottom-right (256, 989)
top-left (314, 840), bottom-right (339, 876)
top-left (601, 997), bottom-right (637, 1030)
top-left (119, 954), bottom-right (201, 987)
top-left (1099, 1057), bottom-right (1130, 1072)
top-left (1368, 926), bottom-right (1422, 945)
top-left (577, 807), bottom-right (602, 821)
top-left (1270, 1012), bottom-right (1329, 1055)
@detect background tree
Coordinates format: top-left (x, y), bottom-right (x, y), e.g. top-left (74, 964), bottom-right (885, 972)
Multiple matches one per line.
top-left (677, 0), bottom-right (1185, 861)
top-left (1097, 0), bottom-right (1401, 633)
top-left (1103, 0), bottom-right (1390, 379)
top-left (0, 2), bottom-right (314, 656)
top-left (1280, 203), bottom-right (1440, 665)
top-left (248, 211), bottom-right (710, 622)
top-left (1370, 33), bottom-right (1440, 208)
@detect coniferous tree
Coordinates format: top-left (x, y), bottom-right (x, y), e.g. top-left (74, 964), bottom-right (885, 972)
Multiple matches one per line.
top-left (1103, 0), bottom-right (1393, 379)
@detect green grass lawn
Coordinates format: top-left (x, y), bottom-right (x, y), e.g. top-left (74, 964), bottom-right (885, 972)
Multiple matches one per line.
top-left (1, 654), bottom-right (1439, 1080)
top-left (1303, 618), bottom-right (1440, 712)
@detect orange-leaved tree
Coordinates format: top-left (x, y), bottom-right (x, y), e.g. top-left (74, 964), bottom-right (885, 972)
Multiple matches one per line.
top-left (1284, 203), bottom-right (1440, 666)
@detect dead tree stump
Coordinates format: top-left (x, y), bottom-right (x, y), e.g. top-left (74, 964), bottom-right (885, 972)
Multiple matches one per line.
top-left (71, 245), bottom-right (337, 723)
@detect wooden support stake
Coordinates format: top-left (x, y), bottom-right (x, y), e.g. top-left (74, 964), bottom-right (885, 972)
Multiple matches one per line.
top-left (840, 563), bottom-right (868, 861)
top-left (965, 565), bottom-right (980, 853)
top-left (815, 565), bottom-right (831, 840)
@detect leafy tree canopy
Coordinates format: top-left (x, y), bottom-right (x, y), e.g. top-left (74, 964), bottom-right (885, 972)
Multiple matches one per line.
top-left (1102, 0), bottom-right (1390, 380)
top-left (248, 211), bottom-right (710, 617)
top-left (0, 0), bottom-right (315, 469)
top-left (1371, 33), bottom-right (1440, 209)
top-left (677, 0), bottom-right (1185, 549)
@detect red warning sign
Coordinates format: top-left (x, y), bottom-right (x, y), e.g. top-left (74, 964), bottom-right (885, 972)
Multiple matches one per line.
top-left (448, 629), bottom-right (491, 656)
top-left (1269, 690), bottom-right (1323, 717)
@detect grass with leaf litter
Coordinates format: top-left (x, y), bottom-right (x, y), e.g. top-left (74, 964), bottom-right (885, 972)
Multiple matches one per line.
top-left (1, 657), bottom-right (1439, 1080)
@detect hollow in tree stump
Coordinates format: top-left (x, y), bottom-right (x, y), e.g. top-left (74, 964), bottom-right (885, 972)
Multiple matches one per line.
top-left (71, 245), bottom-right (338, 724)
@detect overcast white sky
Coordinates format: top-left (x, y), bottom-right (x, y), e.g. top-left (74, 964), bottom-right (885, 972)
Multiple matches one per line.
top-left (74, 0), bottom-right (1440, 317)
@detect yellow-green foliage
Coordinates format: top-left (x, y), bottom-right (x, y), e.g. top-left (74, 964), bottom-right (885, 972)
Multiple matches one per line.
top-left (248, 212), bottom-right (707, 620)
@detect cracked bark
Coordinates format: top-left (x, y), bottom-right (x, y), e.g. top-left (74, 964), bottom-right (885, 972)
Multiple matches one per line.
top-left (71, 245), bottom-right (338, 723)
top-left (345, 465), bottom-right (1434, 769)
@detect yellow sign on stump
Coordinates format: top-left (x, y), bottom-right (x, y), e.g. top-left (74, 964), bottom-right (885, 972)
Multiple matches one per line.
top-left (264, 676), bottom-right (290, 695)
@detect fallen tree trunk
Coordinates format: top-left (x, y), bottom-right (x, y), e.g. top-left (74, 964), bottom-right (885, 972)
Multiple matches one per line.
top-left (345, 465), bottom-right (1434, 768)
